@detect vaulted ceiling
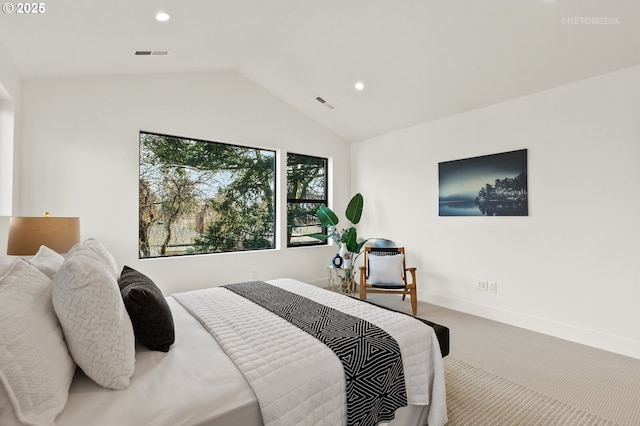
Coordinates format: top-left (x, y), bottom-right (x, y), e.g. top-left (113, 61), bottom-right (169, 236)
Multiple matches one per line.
top-left (1, 0), bottom-right (639, 141)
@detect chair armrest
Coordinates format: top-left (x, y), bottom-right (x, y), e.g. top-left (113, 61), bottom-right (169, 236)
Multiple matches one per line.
top-left (405, 267), bottom-right (417, 286)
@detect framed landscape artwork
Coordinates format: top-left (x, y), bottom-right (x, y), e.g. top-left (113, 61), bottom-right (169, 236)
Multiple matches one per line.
top-left (438, 149), bottom-right (528, 216)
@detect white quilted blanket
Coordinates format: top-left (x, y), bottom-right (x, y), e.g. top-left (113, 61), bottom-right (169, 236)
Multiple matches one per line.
top-left (174, 278), bottom-right (447, 426)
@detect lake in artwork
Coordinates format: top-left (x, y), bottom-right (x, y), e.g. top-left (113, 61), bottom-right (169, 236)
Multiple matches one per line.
top-left (438, 149), bottom-right (528, 217)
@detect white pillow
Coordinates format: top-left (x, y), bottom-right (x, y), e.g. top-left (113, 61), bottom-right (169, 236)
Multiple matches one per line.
top-left (0, 256), bottom-right (23, 276)
top-left (0, 382), bottom-right (22, 426)
top-left (82, 238), bottom-right (119, 280)
top-left (368, 253), bottom-right (405, 286)
top-left (0, 259), bottom-right (76, 426)
top-left (52, 246), bottom-right (135, 390)
top-left (29, 245), bottom-right (65, 279)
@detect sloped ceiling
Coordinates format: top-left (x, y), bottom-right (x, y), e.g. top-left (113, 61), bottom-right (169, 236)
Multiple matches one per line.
top-left (1, 0), bottom-right (639, 141)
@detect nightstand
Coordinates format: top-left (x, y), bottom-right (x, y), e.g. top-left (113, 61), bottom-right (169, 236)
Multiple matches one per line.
top-left (327, 266), bottom-right (356, 293)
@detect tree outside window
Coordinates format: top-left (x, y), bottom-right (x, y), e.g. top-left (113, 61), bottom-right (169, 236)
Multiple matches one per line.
top-left (287, 153), bottom-right (328, 247)
top-left (139, 132), bottom-right (276, 258)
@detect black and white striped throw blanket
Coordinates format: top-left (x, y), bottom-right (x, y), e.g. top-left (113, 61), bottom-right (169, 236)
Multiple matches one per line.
top-left (174, 278), bottom-right (447, 426)
top-left (224, 281), bottom-right (407, 426)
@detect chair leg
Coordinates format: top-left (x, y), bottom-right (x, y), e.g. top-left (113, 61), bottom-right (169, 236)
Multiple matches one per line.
top-left (359, 282), bottom-right (366, 301)
top-left (410, 288), bottom-right (417, 316)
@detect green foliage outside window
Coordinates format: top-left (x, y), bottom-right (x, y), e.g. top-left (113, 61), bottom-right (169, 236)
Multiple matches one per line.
top-left (139, 132), bottom-right (276, 258)
top-left (287, 153), bottom-right (328, 247)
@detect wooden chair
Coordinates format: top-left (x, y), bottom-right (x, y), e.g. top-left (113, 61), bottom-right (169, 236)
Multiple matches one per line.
top-left (359, 246), bottom-right (418, 316)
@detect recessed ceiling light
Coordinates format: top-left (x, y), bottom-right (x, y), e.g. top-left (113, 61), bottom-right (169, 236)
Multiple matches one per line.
top-left (156, 12), bottom-right (170, 22)
top-left (354, 81), bottom-right (365, 91)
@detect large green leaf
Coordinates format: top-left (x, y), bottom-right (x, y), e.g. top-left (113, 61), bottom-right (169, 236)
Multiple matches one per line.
top-left (343, 227), bottom-right (358, 252)
top-left (316, 205), bottom-right (339, 227)
top-left (345, 193), bottom-right (363, 225)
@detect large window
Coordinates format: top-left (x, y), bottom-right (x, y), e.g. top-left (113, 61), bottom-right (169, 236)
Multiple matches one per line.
top-left (287, 153), bottom-right (328, 247)
top-left (139, 131), bottom-right (276, 258)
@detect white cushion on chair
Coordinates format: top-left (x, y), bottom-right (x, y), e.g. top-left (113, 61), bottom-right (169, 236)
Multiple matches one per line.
top-left (368, 253), bottom-right (404, 286)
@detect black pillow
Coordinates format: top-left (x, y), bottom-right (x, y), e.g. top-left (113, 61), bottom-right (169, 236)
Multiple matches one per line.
top-left (118, 266), bottom-right (175, 352)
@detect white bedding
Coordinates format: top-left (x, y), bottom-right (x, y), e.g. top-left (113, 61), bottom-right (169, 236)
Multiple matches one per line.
top-left (54, 279), bottom-right (446, 426)
top-left (270, 278), bottom-right (446, 413)
top-left (174, 282), bottom-right (348, 426)
top-left (56, 297), bottom-right (261, 426)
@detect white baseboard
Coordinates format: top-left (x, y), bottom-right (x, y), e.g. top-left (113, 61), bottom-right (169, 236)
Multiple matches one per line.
top-left (305, 277), bottom-right (328, 288)
top-left (424, 291), bottom-right (640, 360)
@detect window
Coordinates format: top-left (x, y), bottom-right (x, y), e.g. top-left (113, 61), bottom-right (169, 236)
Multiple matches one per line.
top-left (287, 153), bottom-right (328, 247)
top-left (139, 131), bottom-right (276, 258)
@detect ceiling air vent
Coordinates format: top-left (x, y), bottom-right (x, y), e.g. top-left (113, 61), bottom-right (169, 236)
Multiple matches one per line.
top-left (315, 96), bottom-right (335, 110)
top-left (134, 50), bottom-right (169, 56)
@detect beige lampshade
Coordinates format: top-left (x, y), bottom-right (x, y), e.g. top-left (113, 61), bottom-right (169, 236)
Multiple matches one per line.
top-left (6, 216), bottom-right (80, 255)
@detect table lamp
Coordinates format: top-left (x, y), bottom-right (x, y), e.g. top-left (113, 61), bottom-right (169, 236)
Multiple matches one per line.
top-left (6, 213), bottom-right (80, 255)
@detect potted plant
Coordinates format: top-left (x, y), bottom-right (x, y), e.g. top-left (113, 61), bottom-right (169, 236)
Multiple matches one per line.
top-left (311, 193), bottom-right (366, 267)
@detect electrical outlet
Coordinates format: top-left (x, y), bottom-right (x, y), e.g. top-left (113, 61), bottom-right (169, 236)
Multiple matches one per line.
top-left (476, 280), bottom-right (488, 291)
top-left (251, 270), bottom-right (258, 279)
top-left (488, 281), bottom-right (497, 294)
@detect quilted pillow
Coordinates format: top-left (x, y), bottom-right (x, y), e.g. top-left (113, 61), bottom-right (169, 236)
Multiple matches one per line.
top-left (29, 245), bottom-right (65, 279)
top-left (0, 259), bottom-right (76, 426)
top-left (119, 266), bottom-right (175, 352)
top-left (82, 238), bottom-right (119, 280)
top-left (52, 247), bottom-right (135, 390)
top-left (0, 385), bottom-right (21, 426)
top-left (368, 253), bottom-right (405, 286)
top-left (0, 256), bottom-right (13, 274)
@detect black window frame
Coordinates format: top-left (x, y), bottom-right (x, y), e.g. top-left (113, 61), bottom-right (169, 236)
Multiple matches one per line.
top-left (286, 152), bottom-right (329, 248)
top-left (139, 130), bottom-right (277, 258)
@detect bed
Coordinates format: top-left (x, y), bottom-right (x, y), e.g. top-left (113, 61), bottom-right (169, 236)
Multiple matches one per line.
top-left (0, 241), bottom-right (449, 426)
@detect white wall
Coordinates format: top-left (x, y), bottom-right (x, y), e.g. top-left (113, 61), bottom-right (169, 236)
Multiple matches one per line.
top-left (0, 42), bottom-right (20, 102)
top-left (0, 98), bottom-right (14, 246)
top-left (0, 99), bottom-right (14, 215)
top-left (0, 41), bottom-right (21, 247)
top-left (18, 71), bottom-right (349, 294)
top-left (351, 65), bottom-right (640, 359)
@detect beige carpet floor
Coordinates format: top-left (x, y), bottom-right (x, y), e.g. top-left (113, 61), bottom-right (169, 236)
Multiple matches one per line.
top-left (360, 293), bottom-right (640, 426)
top-left (444, 357), bottom-right (615, 426)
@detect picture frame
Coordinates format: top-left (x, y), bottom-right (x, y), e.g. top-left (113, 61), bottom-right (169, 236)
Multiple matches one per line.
top-left (438, 149), bottom-right (528, 216)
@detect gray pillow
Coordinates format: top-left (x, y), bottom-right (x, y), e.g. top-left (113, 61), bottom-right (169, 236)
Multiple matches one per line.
top-left (118, 266), bottom-right (175, 352)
